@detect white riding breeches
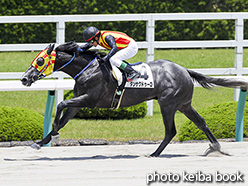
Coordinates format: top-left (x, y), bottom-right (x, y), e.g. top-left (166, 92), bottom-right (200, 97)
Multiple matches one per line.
top-left (109, 39), bottom-right (138, 68)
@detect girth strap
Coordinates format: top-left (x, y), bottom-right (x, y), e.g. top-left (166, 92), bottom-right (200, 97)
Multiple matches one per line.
top-left (111, 72), bottom-right (127, 109)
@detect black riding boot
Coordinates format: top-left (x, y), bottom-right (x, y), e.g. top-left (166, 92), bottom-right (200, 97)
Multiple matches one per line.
top-left (120, 62), bottom-right (140, 82)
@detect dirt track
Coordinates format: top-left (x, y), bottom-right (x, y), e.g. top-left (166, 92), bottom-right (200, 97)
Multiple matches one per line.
top-left (0, 142), bottom-right (247, 186)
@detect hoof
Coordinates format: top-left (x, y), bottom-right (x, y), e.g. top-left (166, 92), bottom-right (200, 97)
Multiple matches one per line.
top-left (209, 143), bottom-right (221, 151)
top-left (204, 145), bottom-right (216, 156)
top-left (149, 152), bottom-right (159, 157)
top-left (204, 143), bottom-right (231, 156)
top-left (31, 143), bottom-right (41, 150)
top-left (51, 134), bottom-right (60, 143)
top-left (145, 154), bottom-right (153, 158)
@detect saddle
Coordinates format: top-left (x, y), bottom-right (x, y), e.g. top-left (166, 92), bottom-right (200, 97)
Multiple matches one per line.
top-left (96, 51), bottom-right (153, 109)
top-left (101, 60), bottom-right (139, 109)
top-left (109, 61), bottom-right (154, 109)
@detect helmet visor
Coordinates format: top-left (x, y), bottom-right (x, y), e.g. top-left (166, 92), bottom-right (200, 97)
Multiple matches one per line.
top-left (85, 30), bottom-right (100, 42)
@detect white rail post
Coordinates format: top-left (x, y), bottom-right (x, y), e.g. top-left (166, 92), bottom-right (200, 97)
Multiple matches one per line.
top-left (56, 21), bottom-right (66, 106)
top-left (234, 17), bottom-right (244, 101)
top-left (56, 20), bottom-right (65, 44)
top-left (56, 73), bottom-right (67, 107)
top-left (146, 15), bottom-right (155, 116)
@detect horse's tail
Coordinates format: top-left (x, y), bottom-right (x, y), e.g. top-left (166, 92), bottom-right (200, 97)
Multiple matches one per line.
top-left (187, 69), bottom-right (248, 89)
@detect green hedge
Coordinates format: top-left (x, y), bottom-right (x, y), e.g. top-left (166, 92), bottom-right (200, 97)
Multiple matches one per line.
top-left (1, 0), bottom-right (248, 44)
top-left (178, 102), bottom-right (248, 141)
top-left (64, 90), bottom-right (147, 119)
top-left (0, 106), bottom-right (43, 142)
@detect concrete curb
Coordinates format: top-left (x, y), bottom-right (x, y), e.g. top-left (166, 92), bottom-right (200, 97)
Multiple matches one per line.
top-left (0, 138), bottom-right (246, 148)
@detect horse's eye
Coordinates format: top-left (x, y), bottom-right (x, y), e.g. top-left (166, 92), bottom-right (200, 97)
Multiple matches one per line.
top-left (37, 57), bottom-right (44, 66)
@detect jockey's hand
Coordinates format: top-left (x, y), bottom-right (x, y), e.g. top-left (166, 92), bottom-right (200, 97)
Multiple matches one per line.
top-left (102, 56), bottom-right (108, 62)
top-left (97, 56), bottom-right (107, 63)
top-left (77, 48), bottom-right (84, 52)
top-left (76, 43), bottom-right (92, 56)
top-left (75, 48), bottom-right (84, 56)
top-left (97, 57), bottom-right (105, 63)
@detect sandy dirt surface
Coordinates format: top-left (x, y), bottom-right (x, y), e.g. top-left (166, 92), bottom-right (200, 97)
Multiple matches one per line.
top-left (0, 142), bottom-right (247, 186)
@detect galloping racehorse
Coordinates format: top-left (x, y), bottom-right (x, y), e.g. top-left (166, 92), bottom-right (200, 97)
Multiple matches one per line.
top-left (21, 42), bottom-right (248, 157)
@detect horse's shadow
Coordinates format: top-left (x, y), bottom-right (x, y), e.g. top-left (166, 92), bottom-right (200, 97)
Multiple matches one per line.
top-left (158, 154), bottom-right (189, 158)
top-left (4, 154), bottom-right (189, 162)
top-left (4, 155), bottom-right (139, 161)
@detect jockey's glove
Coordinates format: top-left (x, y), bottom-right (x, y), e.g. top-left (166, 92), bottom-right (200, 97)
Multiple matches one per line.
top-left (97, 56), bottom-right (106, 63)
top-left (79, 43), bottom-right (92, 51)
top-left (101, 56), bottom-right (108, 62)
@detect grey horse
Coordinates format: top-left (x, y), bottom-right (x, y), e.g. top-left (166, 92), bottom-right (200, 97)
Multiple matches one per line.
top-left (21, 42), bottom-right (248, 157)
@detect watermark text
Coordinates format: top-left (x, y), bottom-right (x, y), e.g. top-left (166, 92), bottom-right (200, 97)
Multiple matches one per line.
top-left (146, 171), bottom-right (244, 185)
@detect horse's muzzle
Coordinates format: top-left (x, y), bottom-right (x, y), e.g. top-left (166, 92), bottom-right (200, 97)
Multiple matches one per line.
top-left (20, 76), bottom-right (31, 86)
top-left (20, 66), bottom-right (40, 86)
top-left (20, 75), bottom-right (38, 87)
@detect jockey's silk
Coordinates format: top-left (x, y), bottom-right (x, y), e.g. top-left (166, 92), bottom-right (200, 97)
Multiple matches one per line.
top-left (99, 31), bottom-right (132, 50)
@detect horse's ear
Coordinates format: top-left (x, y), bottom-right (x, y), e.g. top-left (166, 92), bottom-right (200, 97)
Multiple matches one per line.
top-left (47, 44), bottom-right (55, 55)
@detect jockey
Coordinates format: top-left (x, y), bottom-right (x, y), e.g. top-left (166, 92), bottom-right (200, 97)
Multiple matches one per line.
top-left (81, 26), bottom-right (140, 82)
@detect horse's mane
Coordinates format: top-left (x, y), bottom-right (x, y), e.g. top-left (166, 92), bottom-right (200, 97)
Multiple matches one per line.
top-left (55, 41), bottom-right (79, 54)
top-left (83, 50), bottom-right (106, 58)
top-left (55, 41), bottom-right (106, 58)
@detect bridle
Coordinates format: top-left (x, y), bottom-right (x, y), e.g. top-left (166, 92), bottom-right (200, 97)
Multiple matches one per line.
top-left (35, 51), bottom-right (97, 80)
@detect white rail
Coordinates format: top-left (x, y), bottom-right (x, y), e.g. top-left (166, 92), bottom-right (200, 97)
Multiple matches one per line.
top-left (1, 13), bottom-right (248, 114)
top-left (0, 80), bottom-right (74, 92)
top-left (1, 76), bottom-right (247, 92)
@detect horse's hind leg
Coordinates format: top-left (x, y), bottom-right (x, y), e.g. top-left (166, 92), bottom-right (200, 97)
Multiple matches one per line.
top-left (150, 106), bottom-right (177, 157)
top-left (179, 104), bottom-right (220, 150)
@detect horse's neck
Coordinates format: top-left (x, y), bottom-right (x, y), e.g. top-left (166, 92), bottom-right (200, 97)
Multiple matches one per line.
top-left (55, 52), bottom-right (98, 79)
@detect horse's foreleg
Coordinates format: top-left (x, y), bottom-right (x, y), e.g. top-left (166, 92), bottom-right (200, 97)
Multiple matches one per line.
top-left (150, 106), bottom-right (177, 157)
top-left (52, 95), bottom-right (92, 132)
top-left (33, 101), bottom-right (67, 148)
top-left (34, 107), bottom-right (80, 147)
top-left (32, 107), bottom-right (80, 149)
top-left (33, 95), bottom-right (90, 149)
top-left (57, 107), bottom-right (81, 131)
top-left (32, 130), bottom-right (58, 149)
top-left (50, 107), bottom-right (81, 143)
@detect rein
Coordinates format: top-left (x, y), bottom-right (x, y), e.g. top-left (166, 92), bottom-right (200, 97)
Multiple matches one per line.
top-left (38, 53), bottom-right (76, 79)
top-left (38, 52), bottom-right (97, 80)
top-left (73, 57), bottom-right (97, 80)
top-left (54, 53), bottom-right (76, 74)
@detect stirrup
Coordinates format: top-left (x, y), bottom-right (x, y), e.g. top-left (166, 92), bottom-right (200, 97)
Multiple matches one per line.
top-left (127, 72), bottom-right (140, 82)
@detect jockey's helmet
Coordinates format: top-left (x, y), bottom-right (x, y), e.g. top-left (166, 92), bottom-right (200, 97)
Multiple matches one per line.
top-left (83, 26), bottom-right (100, 43)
